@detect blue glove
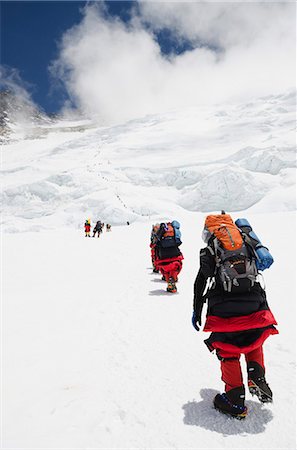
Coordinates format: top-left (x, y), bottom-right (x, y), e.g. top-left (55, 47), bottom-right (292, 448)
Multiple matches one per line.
top-left (192, 311), bottom-right (201, 331)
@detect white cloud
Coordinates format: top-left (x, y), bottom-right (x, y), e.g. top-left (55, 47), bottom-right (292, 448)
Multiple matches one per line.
top-left (139, 1), bottom-right (294, 49)
top-left (51, 2), bottom-right (296, 124)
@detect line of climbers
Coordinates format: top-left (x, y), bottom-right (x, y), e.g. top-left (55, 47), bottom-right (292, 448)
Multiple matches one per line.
top-left (150, 211), bottom-right (278, 420)
top-left (84, 219), bottom-right (112, 237)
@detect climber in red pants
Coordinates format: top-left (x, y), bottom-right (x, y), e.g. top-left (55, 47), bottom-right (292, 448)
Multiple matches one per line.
top-left (192, 212), bottom-right (278, 419)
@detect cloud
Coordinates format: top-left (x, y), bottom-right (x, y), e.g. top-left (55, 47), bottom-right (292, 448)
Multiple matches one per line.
top-left (139, 1), bottom-right (294, 50)
top-left (50, 2), bottom-right (295, 124)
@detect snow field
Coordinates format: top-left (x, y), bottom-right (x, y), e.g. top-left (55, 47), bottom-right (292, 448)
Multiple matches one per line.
top-left (1, 91), bottom-right (295, 233)
top-left (2, 211), bottom-right (296, 449)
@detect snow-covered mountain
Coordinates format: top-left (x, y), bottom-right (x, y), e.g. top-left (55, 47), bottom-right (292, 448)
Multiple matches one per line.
top-left (2, 90), bottom-right (296, 448)
top-left (0, 89), bottom-right (55, 143)
top-left (1, 90), bottom-right (295, 233)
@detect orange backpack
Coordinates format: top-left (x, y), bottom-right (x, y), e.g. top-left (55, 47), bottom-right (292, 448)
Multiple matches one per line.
top-left (204, 214), bottom-right (243, 250)
top-left (204, 213), bottom-right (258, 292)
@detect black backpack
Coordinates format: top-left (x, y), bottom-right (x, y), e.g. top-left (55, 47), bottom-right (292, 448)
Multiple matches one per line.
top-left (158, 223), bottom-right (177, 248)
top-left (208, 237), bottom-right (258, 293)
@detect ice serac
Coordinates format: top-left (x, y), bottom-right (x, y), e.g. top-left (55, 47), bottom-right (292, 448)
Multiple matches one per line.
top-left (179, 166), bottom-right (273, 212)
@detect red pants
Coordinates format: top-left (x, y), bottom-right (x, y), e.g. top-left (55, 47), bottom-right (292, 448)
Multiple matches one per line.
top-left (157, 260), bottom-right (183, 282)
top-left (219, 346), bottom-right (264, 392)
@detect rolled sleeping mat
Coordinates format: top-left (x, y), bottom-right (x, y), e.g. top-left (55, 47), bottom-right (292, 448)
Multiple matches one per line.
top-left (235, 218), bottom-right (274, 271)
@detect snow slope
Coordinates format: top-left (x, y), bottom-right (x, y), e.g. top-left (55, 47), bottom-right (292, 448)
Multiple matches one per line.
top-left (2, 210), bottom-right (296, 448)
top-left (1, 91), bottom-right (296, 233)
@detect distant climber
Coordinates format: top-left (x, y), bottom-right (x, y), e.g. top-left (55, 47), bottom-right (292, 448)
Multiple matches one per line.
top-left (154, 221), bottom-right (183, 293)
top-left (150, 223), bottom-right (160, 273)
top-left (84, 219), bottom-right (91, 237)
top-left (93, 220), bottom-right (103, 238)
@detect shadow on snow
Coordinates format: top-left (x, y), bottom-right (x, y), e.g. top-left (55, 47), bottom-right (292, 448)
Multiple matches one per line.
top-left (182, 388), bottom-right (273, 435)
top-left (149, 289), bottom-right (178, 296)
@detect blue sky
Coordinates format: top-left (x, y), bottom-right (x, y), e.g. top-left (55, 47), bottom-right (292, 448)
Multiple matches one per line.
top-left (1, 1), bottom-right (138, 112)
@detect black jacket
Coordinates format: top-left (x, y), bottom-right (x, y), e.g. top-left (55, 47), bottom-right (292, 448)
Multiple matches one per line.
top-left (194, 247), bottom-right (268, 319)
top-left (94, 222), bottom-right (102, 231)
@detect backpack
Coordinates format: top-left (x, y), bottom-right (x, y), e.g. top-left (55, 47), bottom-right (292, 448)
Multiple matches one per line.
top-left (205, 214), bottom-right (258, 293)
top-left (159, 221), bottom-right (182, 248)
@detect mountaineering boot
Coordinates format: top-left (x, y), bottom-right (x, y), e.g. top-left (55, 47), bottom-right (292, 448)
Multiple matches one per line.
top-left (167, 277), bottom-right (177, 293)
top-left (247, 361), bottom-right (273, 403)
top-left (214, 386), bottom-right (247, 419)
